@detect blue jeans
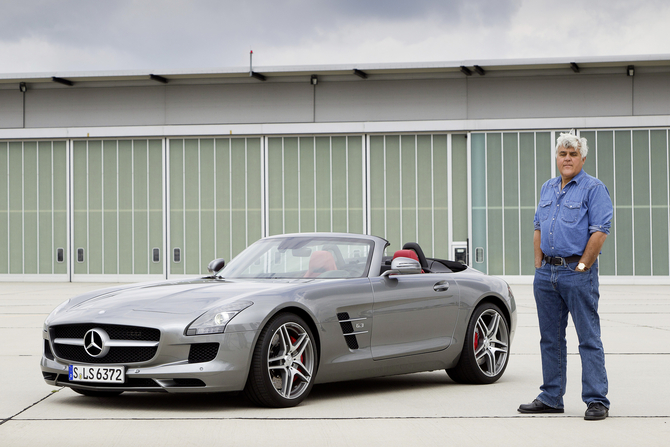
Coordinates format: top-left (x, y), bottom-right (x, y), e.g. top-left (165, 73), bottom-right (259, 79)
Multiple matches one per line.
top-left (533, 260), bottom-right (609, 409)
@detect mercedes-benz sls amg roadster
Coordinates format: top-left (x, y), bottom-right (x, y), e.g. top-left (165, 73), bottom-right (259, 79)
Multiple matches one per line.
top-left (41, 233), bottom-right (516, 407)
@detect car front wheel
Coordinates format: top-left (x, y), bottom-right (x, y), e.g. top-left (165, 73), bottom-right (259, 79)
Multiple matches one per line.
top-left (244, 313), bottom-right (317, 407)
top-left (447, 302), bottom-right (510, 384)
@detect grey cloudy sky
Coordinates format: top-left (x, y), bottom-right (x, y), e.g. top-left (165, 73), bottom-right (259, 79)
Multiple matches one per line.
top-left (2, 0), bottom-right (669, 74)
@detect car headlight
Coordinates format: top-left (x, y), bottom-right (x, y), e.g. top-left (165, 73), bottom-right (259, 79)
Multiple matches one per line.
top-left (185, 301), bottom-right (253, 336)
top-left (43, 299), bottom-right (71, 331)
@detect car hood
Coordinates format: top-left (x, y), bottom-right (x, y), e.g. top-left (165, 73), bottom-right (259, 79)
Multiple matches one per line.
top-left (63, 278), bottom-right (296, 319)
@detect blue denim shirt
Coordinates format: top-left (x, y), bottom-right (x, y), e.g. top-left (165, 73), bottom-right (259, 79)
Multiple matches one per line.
top-left (533, 169), bottom-right (613, 258)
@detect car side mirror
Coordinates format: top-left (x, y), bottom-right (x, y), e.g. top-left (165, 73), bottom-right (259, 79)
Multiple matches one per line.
top-left (382, 257), bottom-right (422, 277)
top-left (207, 258), bottom-right (226, 274)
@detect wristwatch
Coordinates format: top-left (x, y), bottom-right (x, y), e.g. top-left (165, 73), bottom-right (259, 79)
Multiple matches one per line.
top-left (577, 262), bottom-right (587, 272)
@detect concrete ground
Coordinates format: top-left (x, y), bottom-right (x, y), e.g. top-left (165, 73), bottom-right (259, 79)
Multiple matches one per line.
top-left (0, 282), bottom-right (668, 446)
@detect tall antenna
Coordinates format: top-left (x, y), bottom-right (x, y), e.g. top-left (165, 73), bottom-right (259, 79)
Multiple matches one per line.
top-left (249, 50), bottom-right (253, 76)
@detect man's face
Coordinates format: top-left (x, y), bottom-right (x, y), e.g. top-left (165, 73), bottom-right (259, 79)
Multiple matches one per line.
top-left (556, 145), bottom-right (585, 181)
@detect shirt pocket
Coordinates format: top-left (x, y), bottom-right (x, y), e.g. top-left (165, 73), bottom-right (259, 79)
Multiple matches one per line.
top-left (561, 200), bottom-right (582, 223)
top-left (538, 200), bottom-right (552, 221)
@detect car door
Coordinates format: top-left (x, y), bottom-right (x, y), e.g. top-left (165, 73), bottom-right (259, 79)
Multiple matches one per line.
top-left (369, 273), bottom-right (460, 360)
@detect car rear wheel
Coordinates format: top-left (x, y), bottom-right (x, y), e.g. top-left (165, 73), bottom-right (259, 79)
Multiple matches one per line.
top-left (72, 388), bottom-right (124, 397)
top-left (244, 313), bottom-right (317, 407)
top-left (447, 302), bottom-right (510, 384)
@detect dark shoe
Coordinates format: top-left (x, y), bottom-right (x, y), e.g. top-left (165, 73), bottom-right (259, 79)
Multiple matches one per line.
top-left (584, 402), bottom-right (608, 420)
top-left (518, 399), bottom-right (564, 414)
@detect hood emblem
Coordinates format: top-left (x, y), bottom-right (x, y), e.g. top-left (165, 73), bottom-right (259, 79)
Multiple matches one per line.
top-left (84, 328), bottom-right (111, 358)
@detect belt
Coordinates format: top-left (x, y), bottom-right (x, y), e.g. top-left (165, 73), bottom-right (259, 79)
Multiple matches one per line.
top-left (543, 255), bottom-right (581, 266)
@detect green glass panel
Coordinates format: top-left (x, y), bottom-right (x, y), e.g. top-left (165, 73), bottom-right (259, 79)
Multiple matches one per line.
top-left (148, 140), bottom-right (163, 275)
top-left (614, 131), bottom-right (633, 275)
top-left (315, 137), bottom-right (332, 232)
top-left (87, 141), bottom-right (103, 274)
top-left (200, 139), bottom-right (215, 270)
top-left (215, 139), bottom-right (231, 260)
top-left (72, 141), bottom-right (88, 274)
top-left (38, 142), bottom-right (56, 273)
top-left (650, 130), bottom-right (669, 275)
top-left (486, 134), bottom-right (503, 275)
top-left (331, 136), bottom-right (347, 232)
top-left (267, 137), bottom-right (283, 236)
top-left (183, 139), bottom-right (200, 274)
top-left (384, 136), bottom-right (401, 252)
top-left (52, 142), bottom-right (67, 274)
top-left (133, 140), bottom-right (148, 274)
top-left (581, 131), bottom-right (597, 176)
top-left (401, 135), bottom-right (417, 244)
top-left (502, 133), bottom-right (520, 275)
top-left (471, 133), bottom-right (487, 273)
top-left (369, 136), bottom-right (385, 239)
top-left (519, 133), bottom-right (536, 275)
top-left (23, 142), bottom-right (38, 274)
top-left (347, 136), bottom-right (364, 234)
top-left (230, 138), bottom-right (249, 256)
top-left (416, 135), bottom-right (434, 255)
top-left (103, 141), bottom-right (118, 274)
top-left (245, 138), bottom-right (263, 252)
top-left (117, 141), bottom-right (134, 274)
top-left (595, 131), bottom-right (615, 275)
top-left (451, 134), bottom-right (468, 244)
top-left (169, 140), bottom-right (184, 274)
top-left (299, 137), bottom-right (316, 233)
top-left (432, 135), bottom-right (449, 258)
top-left (0, 143), bottom-right (8, 274)
top-left (632, 130), bottom-right (651, 275)
top-left (284, 138), bottom-right (300, 234)
top-left (535, 132), bottom-right (552, 194)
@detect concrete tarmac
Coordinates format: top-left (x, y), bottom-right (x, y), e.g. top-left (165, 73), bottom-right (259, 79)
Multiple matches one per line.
top-left (1, 282), bottom-right (668, 446)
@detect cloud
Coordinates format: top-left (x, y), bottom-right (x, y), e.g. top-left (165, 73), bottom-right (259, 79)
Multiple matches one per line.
top-left (1, 0), bottom-right (669, 73)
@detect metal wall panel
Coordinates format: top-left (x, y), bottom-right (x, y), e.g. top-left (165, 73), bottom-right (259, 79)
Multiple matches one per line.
top-left (169, 137), bottom-right (263, 276)
top-left (634, 73), bottom-right (670, 116)
top-left (166, 83), bottom-right (314, 125)
top-left (315, 79), bottom-right (467, 122)
top-left (467, 75), bottom-right (633, 119)
top-left (26, 87), bottom-right (167, 128)
top-left (0, 140), bottom-right (68, 276)
top-left (72, 139), bottom-right (163, 278)
top-left (0, 90), bottom-right (23, 128)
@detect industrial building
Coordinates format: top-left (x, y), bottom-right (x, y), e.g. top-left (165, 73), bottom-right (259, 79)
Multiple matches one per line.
top-left (1, 55), bottom-right (669, 283)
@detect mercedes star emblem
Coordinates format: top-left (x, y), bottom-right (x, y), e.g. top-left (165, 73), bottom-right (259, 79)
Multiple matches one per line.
top-left (83, 328), bottom-right (111, 358)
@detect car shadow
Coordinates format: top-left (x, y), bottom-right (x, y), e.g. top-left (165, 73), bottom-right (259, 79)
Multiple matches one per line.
top-left (54, 372), bottom-right (458, 412)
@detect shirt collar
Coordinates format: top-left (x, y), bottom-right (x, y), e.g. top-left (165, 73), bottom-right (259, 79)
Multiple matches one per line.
top-left (552, 169), bottom-right (587, 190)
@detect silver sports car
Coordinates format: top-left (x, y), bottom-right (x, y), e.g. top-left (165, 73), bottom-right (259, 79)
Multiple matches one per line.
top-left (41, 233), bottom-right (516, 407)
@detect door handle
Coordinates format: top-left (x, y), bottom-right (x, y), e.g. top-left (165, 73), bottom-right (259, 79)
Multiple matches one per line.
top-left (433, 280), bottom-right (449, 292)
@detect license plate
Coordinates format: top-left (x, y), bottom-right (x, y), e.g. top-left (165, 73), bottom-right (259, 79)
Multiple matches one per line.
top-left (68, 365), bottom-right (125, 384)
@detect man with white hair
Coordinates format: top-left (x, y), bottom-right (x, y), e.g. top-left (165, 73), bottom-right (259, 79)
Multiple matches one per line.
top-left (518, 131), bottom-right (613, 420)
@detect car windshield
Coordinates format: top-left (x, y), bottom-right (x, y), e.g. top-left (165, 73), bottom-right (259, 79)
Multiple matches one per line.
top-left (220, 236), bottom-right (374, 279)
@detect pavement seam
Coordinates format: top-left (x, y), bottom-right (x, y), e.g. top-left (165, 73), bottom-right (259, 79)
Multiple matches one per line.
top-left (0, 390), bottom-right (60, 426)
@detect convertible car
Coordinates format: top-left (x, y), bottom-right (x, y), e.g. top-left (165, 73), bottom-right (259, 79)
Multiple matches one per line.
top-left (41, 233), bottom-right (516, 407)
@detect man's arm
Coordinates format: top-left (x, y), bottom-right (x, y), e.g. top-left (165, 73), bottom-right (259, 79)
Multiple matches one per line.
top-left (579, 231), bottom-right (608, 270)
top-left (534, 230), bottom-right (543, 268)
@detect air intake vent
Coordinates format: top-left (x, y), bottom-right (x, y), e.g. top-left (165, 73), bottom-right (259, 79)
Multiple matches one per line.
top-left (337, 312), bottom-right (361, 350)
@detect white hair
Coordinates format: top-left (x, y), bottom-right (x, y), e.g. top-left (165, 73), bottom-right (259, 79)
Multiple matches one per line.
top-left (556, 131), bottom-right (588, 159)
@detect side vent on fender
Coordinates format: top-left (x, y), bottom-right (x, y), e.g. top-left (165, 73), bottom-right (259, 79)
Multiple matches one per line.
top-left (337, 312), bottom-right (368, 350)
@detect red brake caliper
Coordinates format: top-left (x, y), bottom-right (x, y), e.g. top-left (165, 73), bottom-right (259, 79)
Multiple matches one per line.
top-left (474, 331), bottom-right (479, 351)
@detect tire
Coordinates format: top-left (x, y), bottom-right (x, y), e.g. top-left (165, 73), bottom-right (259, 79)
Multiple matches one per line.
top-left (244, 313), bottom-right (317, 407)
top-left (72, 388), bottom-right (124, 397)
top-left (447, 302), bottom-right (510, 384)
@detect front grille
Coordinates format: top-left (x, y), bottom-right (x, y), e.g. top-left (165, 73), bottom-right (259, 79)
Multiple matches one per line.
top-left (56, 374), bottom-right (160, 388)
top-left (51, 324), bottom-right (160, 341)
top-left (54, 344), bottom-right (158, 364)
top-left (188, 343), bottom-right (219, 363)
top-left (50, 323), bottom-right (160, 364)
